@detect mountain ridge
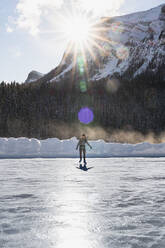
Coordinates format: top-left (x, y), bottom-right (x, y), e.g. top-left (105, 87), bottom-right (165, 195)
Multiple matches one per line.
top-left (25, 70), bottom-right (44, 83)
top-left (28, 4), bottom-right (165, 85)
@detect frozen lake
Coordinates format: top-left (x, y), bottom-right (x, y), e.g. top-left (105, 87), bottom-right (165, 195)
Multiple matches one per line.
top-left (1, 158), bottom-right (165, 248)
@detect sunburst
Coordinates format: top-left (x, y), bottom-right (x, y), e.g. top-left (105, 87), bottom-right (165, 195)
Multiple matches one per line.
top-left (57, 10), bottom-right (110, 78)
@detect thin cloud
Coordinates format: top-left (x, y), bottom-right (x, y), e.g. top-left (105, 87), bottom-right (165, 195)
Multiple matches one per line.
top-left (16, 0), bottom-right (64, 36)
top-left (79, 0), bottom-right (125, 16)
top-left (6, 16), bottom-right (15, 34)
top-left (15, 0), bottom-right (125, 36)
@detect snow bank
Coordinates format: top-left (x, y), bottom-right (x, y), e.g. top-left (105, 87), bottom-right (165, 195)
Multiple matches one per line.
top-left (0, 137), bottom-right (165, 158)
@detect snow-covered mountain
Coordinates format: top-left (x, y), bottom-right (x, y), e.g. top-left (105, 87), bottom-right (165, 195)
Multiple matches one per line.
top-left (38, 4), bottom-right (165, 84)
top-left (25, 71), bottom-right (44, 83)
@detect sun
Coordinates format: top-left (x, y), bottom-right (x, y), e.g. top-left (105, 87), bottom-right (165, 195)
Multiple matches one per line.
top-left (57, 11), bottom-right (110, 76)
top-left (65, 16), bottom-right (92, 44)
top-left (60, 14), bottom-right (95, 47)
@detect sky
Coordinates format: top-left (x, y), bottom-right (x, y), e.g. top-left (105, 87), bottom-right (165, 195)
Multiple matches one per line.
top-left (0, 0), bottom-right (164, 83)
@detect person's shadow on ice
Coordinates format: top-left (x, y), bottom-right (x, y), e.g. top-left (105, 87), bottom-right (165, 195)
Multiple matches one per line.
top-left (78, 164), bottom-right (93, 171)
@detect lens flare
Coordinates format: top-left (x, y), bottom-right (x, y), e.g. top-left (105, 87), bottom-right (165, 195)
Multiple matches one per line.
top-left (80, 81), bottom-right (87, 93)
top-left (116, 46), bottom-right (129, 60)
top-left (77, 55), bottom-right (85, 75)
top-left (78, 107), bottom-right (94, 124)
top-left (77, 56), bottom-right (85, 67)
top-left (103, 43), bottom-right (112, 56)
top-left (106, 79), bottom-right (120, 93)
top-left (79, 67), bottom-right (85, 75)
top-left (111, 22), bottom-right (124, 33)
top-left (57, 11), bottom-right (118, 82)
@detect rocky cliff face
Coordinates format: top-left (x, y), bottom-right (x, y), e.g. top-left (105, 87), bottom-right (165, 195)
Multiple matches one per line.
top-left (25, 71), bottom-right (44, 83)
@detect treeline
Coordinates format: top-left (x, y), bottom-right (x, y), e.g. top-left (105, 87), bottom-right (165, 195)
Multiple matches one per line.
top-left (0, 70), bottom-right (165, 140)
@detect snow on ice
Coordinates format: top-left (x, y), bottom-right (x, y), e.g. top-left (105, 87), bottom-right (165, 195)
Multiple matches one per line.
top-left (0, 137), bottom-right (165, 158)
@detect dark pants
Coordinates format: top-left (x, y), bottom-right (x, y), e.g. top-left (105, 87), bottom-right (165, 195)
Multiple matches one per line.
top-left (79, 145), bottom-right (86, 162)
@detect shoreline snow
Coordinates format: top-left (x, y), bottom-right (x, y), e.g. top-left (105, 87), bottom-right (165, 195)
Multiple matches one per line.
top-left (0, 137), bottom-right (165, 158)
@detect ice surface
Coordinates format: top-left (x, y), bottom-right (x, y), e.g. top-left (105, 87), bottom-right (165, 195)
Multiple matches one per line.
top-left (0, 137), bottom-right (165, 158)
top-left (1, 158), bottom-right (165, 248)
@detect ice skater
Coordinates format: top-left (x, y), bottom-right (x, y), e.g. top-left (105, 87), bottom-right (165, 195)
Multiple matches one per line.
top-left (76, 134), bottom-right (92, 164)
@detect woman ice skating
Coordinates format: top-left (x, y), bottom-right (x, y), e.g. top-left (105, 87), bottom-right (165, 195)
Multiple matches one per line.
top-left (76, 134), bottom-right (92, 164)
